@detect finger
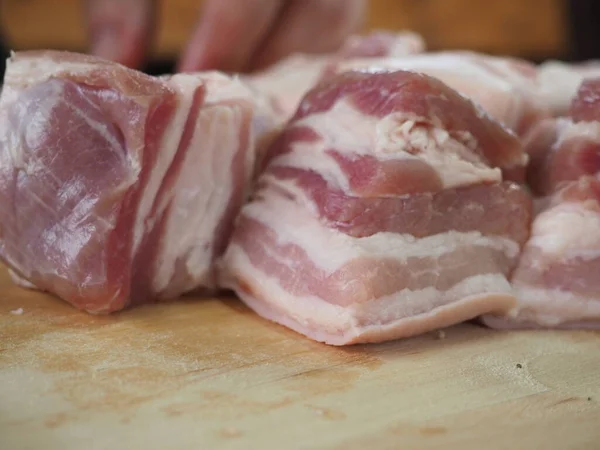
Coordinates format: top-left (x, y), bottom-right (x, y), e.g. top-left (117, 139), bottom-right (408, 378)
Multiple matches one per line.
top-left (249, 0), bottom-right (367, 71)
top-left (177, 0), bottom-right (283, 73)
top-left (85, 0), bottom-right (157, 69)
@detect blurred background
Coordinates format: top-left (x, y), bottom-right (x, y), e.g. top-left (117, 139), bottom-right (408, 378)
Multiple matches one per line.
top-left (0, 0), bottom-right (595, 75)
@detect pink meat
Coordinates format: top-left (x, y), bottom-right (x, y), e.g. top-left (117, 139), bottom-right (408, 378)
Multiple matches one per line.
top-left (0, 51), bottom-right (275, 313)
top-left (569, 78), bottom-right (600, 123)
top-left (330, 51), bottom-right (551, 138)
top-left (219, 70), bottom-right (532, 345)
top-left (482, 78), bottom-right (600, 329)
top-left (245, 30), bottom-right (425, 120)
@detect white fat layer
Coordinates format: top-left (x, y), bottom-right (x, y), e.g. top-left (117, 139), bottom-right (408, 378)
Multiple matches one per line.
top-left (153, 73), bottom-right (256, 294)
top-left (221, 242), bottom-right (513, 336)
top-left (272, 99), bottom-right (501, 193)
top-left (243, 181), bottom-right (520, 273)
top-left (556, 120), bottom-right (600, 143)
top-left (510, 284), bottom-right (600, 326)
top-left (131, 75), bottom-right (197, 256)
top-left (4, 54), bottom-right (95, 86)
top-left (528, 202), bottom-right (600, 261)
top-left (337, 54), bottom-right (511, 90)
top-left (335, 53), bottom-right (533, 132)
top-left (537, 61), bottom-right (600, 115)
top-left (153, 105), bottom-right (248, 293)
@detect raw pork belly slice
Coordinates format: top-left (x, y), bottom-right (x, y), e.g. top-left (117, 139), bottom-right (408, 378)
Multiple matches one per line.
top-left (483, 78), bottom-right (600, 329)
top-left (0, 51), bottom-right (275, 313)
top-left (245, 30), bottom-right (425, 120)
top-left (331, 52), bottom-right (550, 138)
top-left (219, 70), bottom-right (533, 345)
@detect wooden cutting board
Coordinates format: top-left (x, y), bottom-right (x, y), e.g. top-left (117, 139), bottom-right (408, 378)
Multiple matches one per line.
top-left (1, 268), bottom-right (599, 450)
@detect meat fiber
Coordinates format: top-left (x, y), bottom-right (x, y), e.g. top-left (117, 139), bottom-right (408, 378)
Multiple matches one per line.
top-left (219, 70), bottom-right (533, 345)
top-left (331, 52), bottom-right (550, 138)
top-left (482, 78), bottom-right (600, 329)
top-left (0, 50), bottom-right (278, 313)
top-left (245, 30), bottom-right (425, 120)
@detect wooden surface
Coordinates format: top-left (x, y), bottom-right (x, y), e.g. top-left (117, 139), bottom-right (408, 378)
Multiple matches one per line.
top-left (1, 269), bottom-right (599, 449)
top-left (0, 0), bottom-right (568, 60)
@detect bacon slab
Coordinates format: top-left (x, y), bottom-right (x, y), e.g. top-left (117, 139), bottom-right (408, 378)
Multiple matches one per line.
top-left (0, 51), bottom-right (278, 313)
top-left (482, 78), bottom-right (600, 329)
top-left (219, 70), bottom-right (532, 345)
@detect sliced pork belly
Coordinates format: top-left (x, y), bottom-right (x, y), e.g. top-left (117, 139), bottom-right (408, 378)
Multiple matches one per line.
top-left (0, 51), bottom-right (274, 313)
top-left (483, 78), bottom-right (600, 329)
top-left (220, 70), bottom-right (532, 345)
top-left (245, 30), bottom-right (425, 119)
top-left (483, 178), bottom-right (600, 329)
top-left (524, 117), bottom-right (600, 198)
top-left (522, 78), bottom-right (600, 199)
top-left (331, 52), bottom-right (550, 138)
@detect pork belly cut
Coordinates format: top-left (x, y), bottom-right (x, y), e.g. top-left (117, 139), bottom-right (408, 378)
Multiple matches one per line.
top-left (483, 178), bottom-right (600, 329)
top-left (523, 78), bottom-right (600, 198)
top-left (331, 52), bottom-right (550, 138)
top-left (483, 78), bottom-right (600, 329)
top-left (0, 51), bottom-right (274, 313)
top-left (220, 70), bottom-right (532, 345)
top-left (245, 30), bottom-right (425, 120)
top-left (569, 77), bottom-right (600, 123)
top-left (537, 60), bottom-right (600, 117)
top-left (524, 118), bottom-right (600, 198)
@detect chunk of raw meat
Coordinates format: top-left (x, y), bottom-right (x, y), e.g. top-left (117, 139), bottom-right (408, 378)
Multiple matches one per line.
top-left (245, 30), bottom-right (425, 120)
top-left (483, 178), bottom-right (600, 329)
top-left (483, 78), bottom-right (600, 329)
top-left (219, 70), bottom-right (533, 345)
top-left (569, 77), bottom-right (600, 123)
top-left (331, 52), bottom-right (550, 138)
top-left (523, 117), bottom-right (600, 198)
top-left (0, 51), bottom-right (277, 313)
top-left (537, 60), bottom-right (600, 117)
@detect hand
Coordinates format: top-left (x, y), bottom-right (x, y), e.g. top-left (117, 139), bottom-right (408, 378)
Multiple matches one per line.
top-left (86, 0), bottom-right (367, 73)
top-left (86, 0), bottom-right (156, 70)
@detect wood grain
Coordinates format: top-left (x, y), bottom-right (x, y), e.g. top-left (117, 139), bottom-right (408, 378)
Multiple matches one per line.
top-left (0, 0), bottom-right (568, 59)
top-left (1, 268), bottom-right (599, 449)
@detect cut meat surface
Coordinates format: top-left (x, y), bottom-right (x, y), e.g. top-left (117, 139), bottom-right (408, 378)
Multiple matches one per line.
top-left (330, 52), bottom-right (550, 138)
top-left (219, 70), bottom-right (532, 345)
top-left (0, 51), bottom-right (276, 313)
top-left (483, 78), bottom-right (600, 329)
